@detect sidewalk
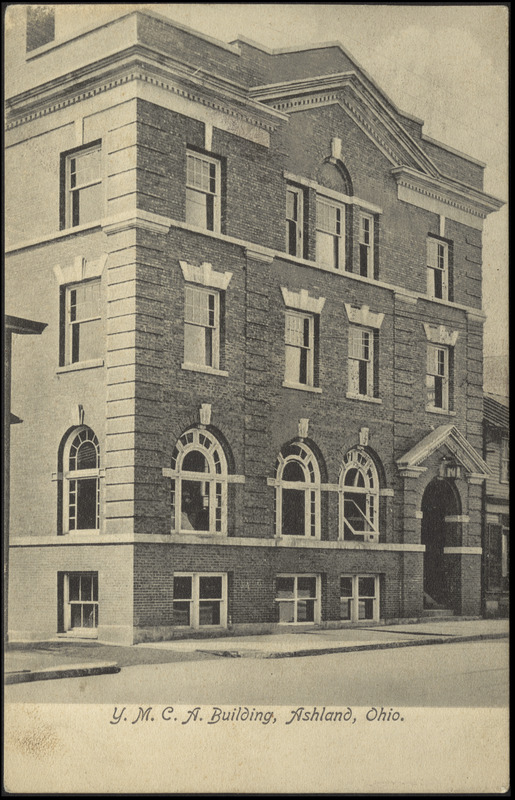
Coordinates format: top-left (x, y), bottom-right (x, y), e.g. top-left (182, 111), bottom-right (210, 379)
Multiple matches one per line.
top-left (4, 618), bottom-right (509, 682)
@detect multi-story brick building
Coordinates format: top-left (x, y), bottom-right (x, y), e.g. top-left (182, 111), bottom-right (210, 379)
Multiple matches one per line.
top-left (5, 7), bottom-right (504, 644)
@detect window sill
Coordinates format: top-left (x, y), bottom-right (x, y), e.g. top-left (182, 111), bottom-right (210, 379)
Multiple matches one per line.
top-left (346, 392), bottom-right (382, 404)
top-left (57, 630), bottom-right (98, 639)
top-left (57, 358), bottom-right (104, 374)
top-left (175, 530), bottom-right (226, 536)
top-left (277, 535), bottom-right (321, 541)
top-left (181, 362), bottom-right (228, 377)
top-left (282, 381), bottom-right (322, 394)
top-left (426, 406), bottom-right (456, 416)
top-left (61, 530), bottom-right (101, 537)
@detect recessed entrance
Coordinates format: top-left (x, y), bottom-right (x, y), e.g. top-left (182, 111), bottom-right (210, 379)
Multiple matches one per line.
top-left (421, 478), bottom-right (460, 608)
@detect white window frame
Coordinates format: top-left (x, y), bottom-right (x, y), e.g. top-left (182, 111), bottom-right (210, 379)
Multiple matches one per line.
top-left (172, 572), bottom-right (228, 629)
top-left (339, 449), bottom-right (380, 542)
top-left (340, 574), bottom-right (380, 622)
top-left (186, 150), bottom-right (221, 233)
top-left (359, 212), bottom-right (374, 277)
top-left (62, 572), bottom-right (99, 638)
top-left (348, 325), bottom-right (376, 399)
top-left (274, 443), bottom-right (321, 539)
top-left (500, 437), bottom-right (509, 484)
top-left (275, 574), bottom-right (321, 625)
top-left (427, 237), bottom-right (449, 300)
top-left (286, 184), bottom-right (304, 256)
top-left (64, 144), bottom-right (102, 229)
top-left (64, 279), bottom-right (102, 366)
top-left (284, 309), bottom-right (315, 388)
top-left (426, 343), bottom-right (449, 411)
top-left (183, 284), bottom-right (220, 370)
top-left (62, 427), bottom-right (101, 535)
top-left (169, 428), bottom-right (228, 535)
top-left (316, 195), bottom-right (345, 269)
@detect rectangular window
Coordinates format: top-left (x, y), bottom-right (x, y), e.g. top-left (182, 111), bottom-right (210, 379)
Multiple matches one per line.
top-left (359, 213), bottom-right (374, 277)
top-left (63, 144), bottom-right (102, 228)
top-left (500, 437), bottom-right (509, 483)
top-left (62, 279), bottom-right (102, 365)
top-left (427, 237), bottom-right (449, 300)
top-left (186, 151), bottom-right (221, 232)
top-left (61, 572), bottom-right (99, 636)
top-left (284, 311), bottom-right (315, 387)
top-left (348, 326), bottom-right (378, 398)
top-left (426, 344), bottom-right (450, 410)
top-left (276, 575), bottom-right (320, 624)
top-left (286, 185), bottom-right (304, 257)
top-left (173, 573), bottom-right (227, 629)
top-left (340, 575), bottom-right (380, 622)
top-left (316, 197), bottom-right (345, 269)
top-left (184, 285), bottom-right (220, 369)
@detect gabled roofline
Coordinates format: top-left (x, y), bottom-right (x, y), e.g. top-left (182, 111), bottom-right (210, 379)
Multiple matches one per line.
top-left (233, 34), bottom-right (424, 124)
top-left (397, 424), bottom-right (491, 476)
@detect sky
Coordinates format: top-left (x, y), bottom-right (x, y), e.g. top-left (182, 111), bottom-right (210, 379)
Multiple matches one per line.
top-left (146, 3), bottom-right (508, 394)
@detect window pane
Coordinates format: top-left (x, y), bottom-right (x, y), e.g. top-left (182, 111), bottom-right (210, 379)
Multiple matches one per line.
top-left (69, 575), bottom-right (80, 601)
top-left (276, 577), bottom-right (295, 598)
top-left (80, 574), bottom-right (92, 601)
top-left (359, 577), bottom-right (376, 597)
top-left (297, 599), bottom-right (315, 622)
top-left (359, 243), bottom-right (369, 276)
top-left (358, 599), bottom-right (374, 620)
top-left (174, 576), bottom-right (192, 600)
top-left (297, 577), bottom-right (317, 598)
top-left (76, 479), bottom-right (98, 529)
top-left (82, 603), bottom-right (96, 628)
top-left (199, 576), bottom-right (223, 599)
top-left (75, 318), bottom-right (102, 362)
top-left (186, 188), bottom-right (209, 228)
top-left (283, 460), bottom-right (305, 482)
top-left (340, 577), bottom-right (353, 597)
top-left (181, 479), bottom-right (210, 531)
top-left (182, 450), bottom-right (208, 472)
top-left (285, 344), bottom-right (301, 383)
top-left (278, 601), bottom-right (295, 623)
top-left (199, 601), bottom-right (220, 626)
top-left (340, 599), bottom-right (351, 620)
top-left (282, 488), bottom-right (305, 535)
top-left (75, 183), bottom-right (102, 226)
top-left (184, 323), bottom-right (208, 366)
top-left (76, 440), bottom-right (97, 470)
top-left (173, 602), bottom-right (191, 626)
top-left (70, 604), bottom-right (82, 628)
top-left (317, 230), bottom-right (337, 268)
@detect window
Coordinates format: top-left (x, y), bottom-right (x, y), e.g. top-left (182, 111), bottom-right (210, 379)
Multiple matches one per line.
top-left (340, 449), bottom-right (380, 542)
top-left (427, 237), bottom-right (449, 300)
top-left (63, 143), bottom-right (102, 228)
top-left (500, 437), bottom-right (509, 483)
top-left (316, 196), bottom-right (345, 269)
top-left (340, 575), bottom-right (380, 622)
top-left (170, 429), bottom-right (227, 535)
top-left (186, 151), bottom-right (221, 232)
top-left (274, 442), bottom-right (321, 538)
top-left (60, 573), bottom-right (99, 636)
top-left (276, 575), bottom-right (320, 624)
top-left (184, 285), bottom-right (220, 370)
top-left (284, 310), bottom-right (316, 387)
top-left (359, 213), bottom-right (374, 277)
top-left (63, 427), bottom-right (100, 533)
top-left (61, 279), bottom-right (102, 365)
top-left (426, 344), bottom-right (450, 410)
top-left (286, 185), bottom-right (304, 256)
top-left (348, 326), bottom-right (378, 398)
top-left (173, 573), bottom-right (227, 628)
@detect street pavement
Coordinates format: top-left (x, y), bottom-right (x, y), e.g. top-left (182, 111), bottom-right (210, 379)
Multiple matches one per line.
top-left (4, 618), bottom-right (508, 683)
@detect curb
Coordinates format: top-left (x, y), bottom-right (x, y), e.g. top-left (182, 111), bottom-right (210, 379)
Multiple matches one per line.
top-left (196, 631), bottom-right (509, 660)
top-left (5, 662), bottom-right (121, 685)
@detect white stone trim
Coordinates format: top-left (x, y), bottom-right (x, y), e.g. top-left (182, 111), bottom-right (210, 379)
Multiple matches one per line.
top-left (398, 466), bottom-right (428, 479)
top-left (281, 287), bottom-right (325, 314)
top-left (344, 303), bottom-right (384, 329)
top-left (444, 515), bottom-right (470, 523)
top-left (331, 137), bottom-right (342, 160)
top-left (179, 261), bottom-right (232, 290)
top-left (415, 510), bottom-right (424, 519)
top-left (245, 247), bottom-right (274, 263)
top-left (181, 363), bottom-right (229, 377)
top-left (282, 381), bottom-right (322, 394)
top-left (283, 170), bottom-right (382, 214)
top-left (443, 547), bottom-right (482, 555)
top-left (102, 209), bottom-right (171, 235)
top-left (380, 489), bottom-right (394, 497)
top-left (423, 323), bottom-right (459, 346)
top-left (346, 392), bottom-right (383, 405)
top-left (56, 358), bottom-right (104, 374)
top-left (204, 122), bottom-right (213, 151)
top-left (53, 254), bottom-right (108, 286)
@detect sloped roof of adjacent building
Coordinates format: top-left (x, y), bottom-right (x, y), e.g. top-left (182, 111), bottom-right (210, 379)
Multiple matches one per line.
top-left (484, 393), bottom-right (509, 431)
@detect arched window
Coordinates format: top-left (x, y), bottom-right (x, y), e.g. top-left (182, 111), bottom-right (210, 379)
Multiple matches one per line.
top-left (63, 427), bottom-right (100, 532)
top-left (275, 442), bottom-right (321, 538)
top-left (170, 429), bottom-right (228, 534)
top-left (339, 448), bottom-right (380, 541)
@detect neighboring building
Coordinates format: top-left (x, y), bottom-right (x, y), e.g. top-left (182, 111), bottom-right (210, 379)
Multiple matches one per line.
top-left (483, 393), bottom-right (509, 616)
top-left (5, 7), bottom-right (504, 644)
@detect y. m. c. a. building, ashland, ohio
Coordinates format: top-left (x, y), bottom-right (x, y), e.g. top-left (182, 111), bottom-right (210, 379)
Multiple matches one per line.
top-left (5, 7), bottom-right (503, 643)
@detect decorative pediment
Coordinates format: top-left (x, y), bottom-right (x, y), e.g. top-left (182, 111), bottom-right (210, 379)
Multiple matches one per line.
top-left (397, 424), bottom-right (491, 479)
top-left (180, 261), bottom-right (232, 290)
top-left (281, 287), bottom-right (325, 314)
top-left (423, 323), bottom-right (459, 346)
top-left (53, 254), bottom-right (108, 285)
top-left (344, 303), bottom-right (384, 329)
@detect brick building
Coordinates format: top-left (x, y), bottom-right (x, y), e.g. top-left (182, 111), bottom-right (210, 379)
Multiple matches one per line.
top-left (5, 7), bottom-right (504, 643)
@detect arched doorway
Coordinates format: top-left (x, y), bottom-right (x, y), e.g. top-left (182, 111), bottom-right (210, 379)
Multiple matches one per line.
top-left (421, 478), bottom-right (461, 608)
